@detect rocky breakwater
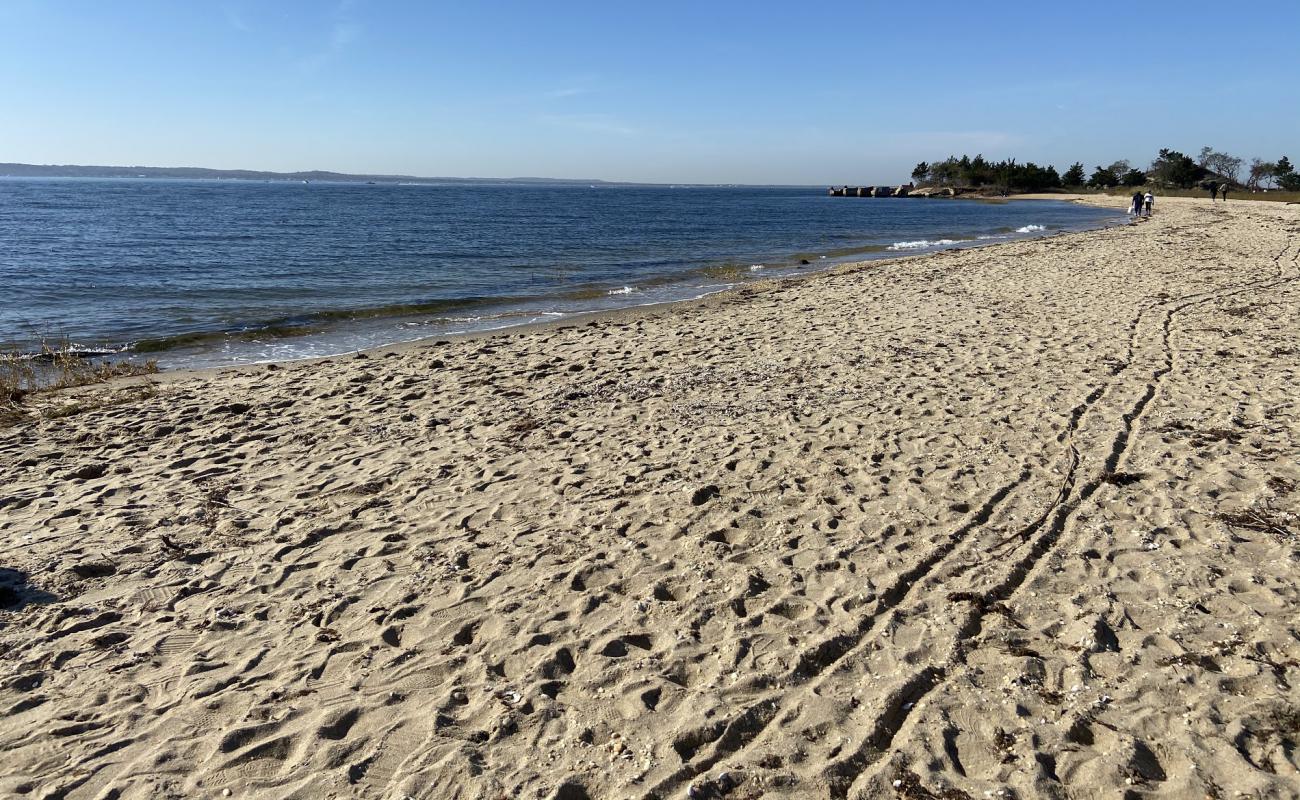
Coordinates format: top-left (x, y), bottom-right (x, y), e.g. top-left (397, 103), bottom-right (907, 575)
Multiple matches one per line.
top-left (827, 184), bottom-right (988, 198)
top-left (827, 183), bottom-right (914, 197)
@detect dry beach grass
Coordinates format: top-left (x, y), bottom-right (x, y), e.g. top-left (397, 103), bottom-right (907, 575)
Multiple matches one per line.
top-left (0, 340), bottom-right (158, 428)
top-left (1, 197), bottom-right (1298, 799)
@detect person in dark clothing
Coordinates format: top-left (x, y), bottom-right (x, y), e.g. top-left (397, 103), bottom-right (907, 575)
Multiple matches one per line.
top-left (1131, 190), bottom-right (1145, 216)
top-left (1208, 182), bottom-right (1219, 201)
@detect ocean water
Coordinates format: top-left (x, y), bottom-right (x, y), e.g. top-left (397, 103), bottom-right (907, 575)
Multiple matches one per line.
top-left (0, 179), bottom-right (1125, 369)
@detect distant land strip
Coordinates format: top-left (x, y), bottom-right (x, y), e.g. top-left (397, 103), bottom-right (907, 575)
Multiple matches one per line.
top-left (0, 162), bottom-right (623, 185)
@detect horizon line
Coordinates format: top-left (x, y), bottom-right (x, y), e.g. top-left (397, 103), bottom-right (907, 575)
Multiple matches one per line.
top-left (0, 161), bottom-right (835, 188)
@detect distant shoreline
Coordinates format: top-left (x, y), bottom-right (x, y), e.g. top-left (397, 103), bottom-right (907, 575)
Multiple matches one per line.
top-left (0, 165), bottom-right (624, 186)
top-left (0, 163), bottom-right (820, 188)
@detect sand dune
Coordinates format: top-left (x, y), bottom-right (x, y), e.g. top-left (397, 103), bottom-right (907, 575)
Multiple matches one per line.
top-left (2, 196), bottom-right (1298, 799)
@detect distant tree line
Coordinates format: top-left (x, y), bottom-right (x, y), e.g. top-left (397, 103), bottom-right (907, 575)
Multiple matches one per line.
top-left (910, 147), bottom-right (1298, 192)
top-left (1247, 155), bottom-right (1299, 191)
top-left (910, 155), bottom-right (1061, 192)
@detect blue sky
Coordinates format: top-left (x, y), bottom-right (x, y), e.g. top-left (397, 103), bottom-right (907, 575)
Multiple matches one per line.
top-left (1, 0), bottom-right (1296, 184)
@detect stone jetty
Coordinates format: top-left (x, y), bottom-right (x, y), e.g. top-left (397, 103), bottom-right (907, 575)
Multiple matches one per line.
top-left (827, 183), bottom-right (915, 197)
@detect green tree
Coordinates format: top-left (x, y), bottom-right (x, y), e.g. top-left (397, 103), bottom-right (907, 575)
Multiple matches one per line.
top-left (908, 155), bottom-right (1063, 192)
top-left (1026, 163), bottom-right (1061, 191)
top-left (1120, 168), bottom-right (1147, 186)
top-left (1087, 165), bottom-right (1119, 188)
top-left (911, 161), bottom-right (931, 185)
top-left (926, 157), bottom-right (959, 186)
top-left (1062, 162), bottom-right (1086, 186)
top-left (1277, 157), bottom-right (1299, 191)
top-left (1149, 149), bottom-right (1201, 188)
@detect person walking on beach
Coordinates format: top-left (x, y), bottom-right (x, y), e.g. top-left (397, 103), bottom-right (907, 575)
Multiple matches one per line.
top-left (1131, 190), bottom-right (1144, 216)
top-left (1143, 191), bottom-right (1154, 216)
top-left (1221, 183), bottom-right (1230, 201)
top-left (1207, 182), bottom-right (1218, 201)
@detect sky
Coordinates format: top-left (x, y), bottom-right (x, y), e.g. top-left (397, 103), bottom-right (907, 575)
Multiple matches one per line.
top-left (1, 0), bottom-right (1297, 185)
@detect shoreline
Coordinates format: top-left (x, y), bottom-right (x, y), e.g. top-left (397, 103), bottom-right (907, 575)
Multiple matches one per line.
top-left (3, 195), bottom-right (1298, 798)
top-left (120, 195), bottom-right (1130, 387)
top-left (3, 195), bottom-right (1124, 375)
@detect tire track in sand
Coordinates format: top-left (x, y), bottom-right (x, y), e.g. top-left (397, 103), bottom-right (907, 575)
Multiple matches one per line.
top-left (831, 231), bottom-right (1299, 798)
top-left (641, 220), bottom-right (1213, 800)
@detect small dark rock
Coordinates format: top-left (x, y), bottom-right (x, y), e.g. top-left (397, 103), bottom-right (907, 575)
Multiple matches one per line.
top-left (69, 561), bottom-right (116, 579)
top-left (691, 485), bottom-right (720, 506)
top-left (91, 631), bottom-right (130, 649)
top-left (69, 464), bottom-right (108, 481)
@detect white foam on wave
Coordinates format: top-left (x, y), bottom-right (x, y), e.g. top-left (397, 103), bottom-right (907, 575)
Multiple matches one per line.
top-left (887, 238), bottom-right (963, 251)
top-left (608, 286), bottom-right (635, 295)
top-left (749, 264), bottom-right (765, 271)
top-left (1015, 224), bottom-right (1046, 233)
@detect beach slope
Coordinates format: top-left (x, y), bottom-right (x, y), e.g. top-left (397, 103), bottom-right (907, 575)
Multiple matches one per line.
top-left (2, 197), bottom-right (1298, 799)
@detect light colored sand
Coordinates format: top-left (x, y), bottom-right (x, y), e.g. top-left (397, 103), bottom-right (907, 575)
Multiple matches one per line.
top-left (2, 197), bottom-right (1298, 799)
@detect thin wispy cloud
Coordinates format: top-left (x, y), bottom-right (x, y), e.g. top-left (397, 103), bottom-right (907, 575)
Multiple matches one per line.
top-left (539, 113), bottom-right (637, 136)
top-left (543, 87), bottom-right (590, 100)
top-left (331, 20), bottom-right (360, 48)
top-left (222, 5), bottom-right (250, 32)
top-left (295, 0), bottom-right (362, 75)
top-left (537, 74), bottom-right (601, 102)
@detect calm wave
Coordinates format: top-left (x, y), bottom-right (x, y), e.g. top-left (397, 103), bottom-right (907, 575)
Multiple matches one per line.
top-left (0, 179), bottom-right (1125, 368)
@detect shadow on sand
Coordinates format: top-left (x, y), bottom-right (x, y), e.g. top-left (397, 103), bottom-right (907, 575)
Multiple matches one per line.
top-left (0, 568), bottom-right (59, 611)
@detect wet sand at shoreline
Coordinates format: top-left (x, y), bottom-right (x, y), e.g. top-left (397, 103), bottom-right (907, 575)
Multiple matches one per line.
top-left (2, 196), bottom-right (1298, 799)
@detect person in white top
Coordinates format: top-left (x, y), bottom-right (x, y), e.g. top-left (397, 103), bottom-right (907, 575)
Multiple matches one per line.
top-left (1143, 191), bottom-right (1154, 216)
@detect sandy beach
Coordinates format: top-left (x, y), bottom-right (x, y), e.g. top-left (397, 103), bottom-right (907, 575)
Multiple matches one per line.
top-left (3, 196), bottom-right (1299, 799)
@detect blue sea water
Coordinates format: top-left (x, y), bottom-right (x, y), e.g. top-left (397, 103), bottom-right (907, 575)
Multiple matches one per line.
top-left (0, 178), bottom-right (1125, 368)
